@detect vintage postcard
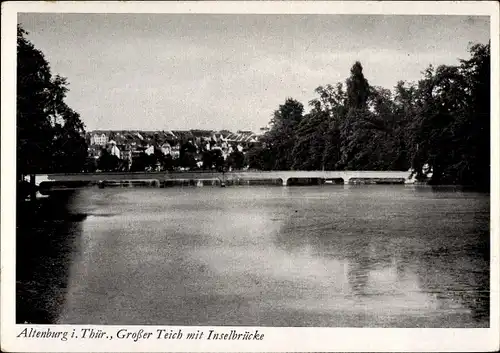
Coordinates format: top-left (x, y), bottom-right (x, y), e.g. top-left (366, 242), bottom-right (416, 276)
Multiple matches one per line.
top-left (1, 1), bottom-right (499, 352)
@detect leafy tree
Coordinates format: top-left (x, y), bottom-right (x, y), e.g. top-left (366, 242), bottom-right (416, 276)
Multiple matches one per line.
top-left (97, 149), bottom-right (120, 172)
top-left (179, 141), bottom-right (197, 170)
top-left (309, 83), bottom-right (347, 170)
top-left (410, 64), bottom-right (462, 182)
top-left (147, 152), bottom-right (159, 171)
top-left (265, 98), bottom-right (304, 170)
top-left (130, 152), bottom-right (146, 172)
top-left (245, 144), bottom-right (274, 170)
top-left (227, 149), bottom-right (245, 170)
top-left (212, 149), bottom-right (225, 171)
top-left (130, 151), bottom-right (160, 171)
top-left (162, 153), bottom-right (174, 171)
top-left (150, 147), bottom-right (166, 170)
top-left (346, 61), bottom-right (370, 110)
top-left (201, 150), bottom-right (213, 170)
top-left (249, 42), bottom-right (489, 189)
top-left (200, 148), bottom-right (226, 170)
top-left (452, 43), bottom-right (490, 187)
top-left (392, 81), bottom-right (418, 171)
top-left (291, 110), bottom-right (329, 170)
top-left (17, 25), bottom-right (87, 178)
top-left (336, 62), bottom-right (372, 169)
top-left (17, 25), bottom-right (55, 177)
top-left (362, 86), bottom-right (402, 170)
top-left (409, 43), bottom-right (490, 187)
top-left (51, 107), bottom-right (88, 172)
top-left (83, 157), bottom-right (98, 173)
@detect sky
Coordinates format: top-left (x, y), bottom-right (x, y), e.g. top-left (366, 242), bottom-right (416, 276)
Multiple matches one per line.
top-left (18, 13), bottom-right (490, 132)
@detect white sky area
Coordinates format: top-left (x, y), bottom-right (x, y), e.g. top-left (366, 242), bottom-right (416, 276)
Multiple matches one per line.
top-left (18, 14), bottom-right (490, 132)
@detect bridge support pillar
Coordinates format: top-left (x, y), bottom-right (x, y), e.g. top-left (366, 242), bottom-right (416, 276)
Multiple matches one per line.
top-left (344, 178), bottom-right (350, 185)
top-left (282, 178), bottom-right (288, 186)
top-left (30, 174), bottom-right (37, 202)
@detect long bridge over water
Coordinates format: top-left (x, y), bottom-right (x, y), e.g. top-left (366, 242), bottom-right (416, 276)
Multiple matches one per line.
top-left (36, 170), bottom-right (416, 187)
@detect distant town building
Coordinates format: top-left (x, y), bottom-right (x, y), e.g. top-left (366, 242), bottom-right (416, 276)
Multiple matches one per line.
top-left (107, 140), bottom-right (121, 159)
top-left (87, 129), bottom-right (260, 165)
top-left (170, 145), bottom-right (180, 159)
top-left (88, 145), bottom-right (102, 159)
top-left (145, 145), bottom-right (154, 156)
top-left (90, 132), bottom-right (109, 146)
top-left (120, 147), bottom-right (132, 166)
top-left (160, 142), bottom-right (172, 155)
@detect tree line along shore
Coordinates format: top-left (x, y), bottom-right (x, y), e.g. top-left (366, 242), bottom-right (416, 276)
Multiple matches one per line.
top-left (17, 24), bottom-right (490, 190)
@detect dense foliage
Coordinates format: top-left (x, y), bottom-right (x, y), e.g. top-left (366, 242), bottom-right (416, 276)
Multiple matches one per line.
top-left (247, 43), bottom-right (490, 188)
top-left (17, 25), bottom-right (88, 178)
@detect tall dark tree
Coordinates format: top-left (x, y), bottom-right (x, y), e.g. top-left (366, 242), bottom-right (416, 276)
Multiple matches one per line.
top-left (211, 149), bottom-right (225, 171)
top-left (201, 149), bottom-right (225, 170)
top-left (245, 144), bottom-right (274, 171)
top-left (409, 43), bottom-right (490, 187)
top-left (364, 86), bottom-right (403, 170)
top-left (163, 153), bottom-right (174, 171)
top-left (455, 43), bottom-right (490, 187)
top-left (131, 152), bottom-right (158, 172)
top-left (179, 140), bottom-right (198, 169)
top-left (392, 81), bottom-right (418, 171)
top-left (51, 107), bottom-right (88, 172)
top-left (291, 110), bottom-right (329, 170)
top-left (97, 149), bottom-right (120, 172)
top-left (265, 98), bottom-right (304, 170)
top-left (17, 25), bottom-right (88, 178)
top-left (227, 149), bottom-right (245, 170)
top-left (409, 65), bottom-right (461, 182)
top-left (83, 157), bottom-right (98, 173)
top-left (201, 150), bottom-right (213, 170)
top-left (346, 61), bottom-right (370, 110)
top-left (307, 83), bottom-right (347, 170)
top-left (337, 61), bottom-right (372, 169)
top-left (236, 42), bottom-right (490, 189)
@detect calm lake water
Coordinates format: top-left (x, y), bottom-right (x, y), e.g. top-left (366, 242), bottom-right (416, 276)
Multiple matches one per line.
top-left (17, 185), bottom-right (490, 327)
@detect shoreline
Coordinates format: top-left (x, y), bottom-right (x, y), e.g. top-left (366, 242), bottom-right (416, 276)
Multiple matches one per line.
top-left (16, 192), bottom-right (87, 324)
top-left (30, 178), bottom-right (490, 194)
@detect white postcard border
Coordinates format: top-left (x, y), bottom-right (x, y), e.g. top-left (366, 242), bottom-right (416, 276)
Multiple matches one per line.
top-left (2, 1), bottom-right (499, 352)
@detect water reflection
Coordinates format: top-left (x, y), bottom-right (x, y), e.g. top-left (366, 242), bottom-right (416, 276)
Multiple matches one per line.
top-left (19, 186), bottom-right (489, 327)
top-left (271, 186), bottom-right (489, 326)
top-left (346, 237), bottom-right (370, 296)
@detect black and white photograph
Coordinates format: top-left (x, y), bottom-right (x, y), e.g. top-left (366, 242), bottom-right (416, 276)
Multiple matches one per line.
top-left (1, 1), bottom-right (499, 352)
